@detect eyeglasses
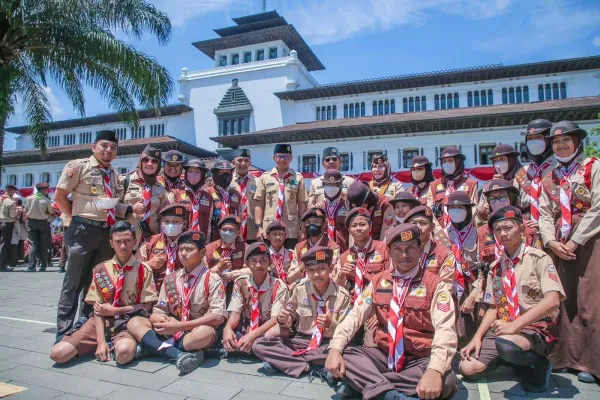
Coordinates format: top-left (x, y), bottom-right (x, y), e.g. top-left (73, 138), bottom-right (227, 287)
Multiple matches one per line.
top-left (274, 154), bottom-right (291, 161)
top-left (324, 156), bottom-right (339, 163)
top-left (141, 157), bottom-right (159, 165)
top-left (489, 194), bottom-right (509, 203)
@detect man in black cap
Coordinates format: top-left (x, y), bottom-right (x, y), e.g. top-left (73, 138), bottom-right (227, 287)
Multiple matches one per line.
top-left (121, 145), bottom-right (168, 249)
top-left (255, 144), bottom-right (307, 248)
top-left (230, 148), bottom-right (260, 243)
top-left (159, 149), bottom-right (186, 191)
top-left (0, 184), bottom-right (20, 272)
top-left (54, 130), bottom-right (140, 338)
top-left (206, 160), bottom-right (241, 242)
top-left (308, 147), bottom-right (354, 206)
top-left (23, 182), bottom-right (54, 272)
top-left (345, 180), bottom-right (395, 240)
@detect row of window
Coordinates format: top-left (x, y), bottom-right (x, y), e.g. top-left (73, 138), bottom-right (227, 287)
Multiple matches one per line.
top-left (435, 93), bottom-right (459, 110)
top-left (343, 102), bottom-right (365, 118)
top-left (5, 167), bottom-right (130, 187)
top-left (39, 124), bottom-right (165, 149)
top-left (373, 99), bottom-right (396, 116)
top-left (468, 89), bottom-right (494, 107)
top-left (218, 116), bottom-right (250, 136)
top-left (316, 105), bottom-right (337, 121)
top-left (218, 47), bottom-right (278, 67)
top-left (538, 82), bottom-right (567, 101)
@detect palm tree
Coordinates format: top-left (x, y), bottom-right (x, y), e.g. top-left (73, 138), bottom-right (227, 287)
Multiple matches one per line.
top-left (0, 0), bottom-right (173, 167)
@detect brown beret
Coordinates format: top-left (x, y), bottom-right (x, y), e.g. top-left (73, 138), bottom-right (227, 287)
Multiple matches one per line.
top-left (302, 207), bottom-right (326, 221)
top-left (345, 207), bottom-right (371, 229)
top-left (142, 145), bottom-right (161, 160)
top-left (266, 220), bottom-right (285, 234)
top-left (405, 206), bottom-right (434, 222)
top-left (163, 150), bottom-right (184, 164)
top-left (385, 223), bottom-right (421, 246)
top-left (177, 230), bottom-right (206, 248)
top-left (488, 206), bottom-right (523, 229)
top-left (245, 241), bottom-right (270, 261)
top-left (158, 204), bottom-right (187, 218)
top-left (300, 246), bottom-right (333, 266)
top-left (218, 215), bottom-right (241, 229)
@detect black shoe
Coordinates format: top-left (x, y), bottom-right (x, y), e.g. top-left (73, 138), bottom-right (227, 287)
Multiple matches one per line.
top-left (521, 358), bottom-right (552, 392)
top-left (135, 344), bottom-right (148, 360)
top-left (261, 361), bottom-right (276, 376)
top-left (27, 266), bottom-right (36, 272)
top-left (204, 345), bottom-right (227, 359)
top-left (384, 390), bottom-right (419, 400)
top-left (59, 266), bottom-right (65, 273)
top-left (175, 351), bottom-right (204, 374)
top-left (336, 382), bottom-right (359, 399)
top-left (309, 365), bottom-right (335, 386)
top-left (0, 266), bottom-right (13, 272)
top-left (39, 266), bottom-right (46, 272)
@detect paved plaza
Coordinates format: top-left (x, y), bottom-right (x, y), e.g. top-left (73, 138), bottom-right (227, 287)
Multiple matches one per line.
top-left (0, 265), bottom-right (599, 400)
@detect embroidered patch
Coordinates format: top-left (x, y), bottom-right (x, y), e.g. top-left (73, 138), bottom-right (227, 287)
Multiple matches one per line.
top-left (410, 285), bottom-right (426, 297)
top-left (401, 231), bottom-right (413, 241)
top-left (155, 241), bottom-right (165, 250)
top-left (437, 184), bottom-right (444, 191)
top-left (437, 302), bottom-right (451, 312)
top-left (380, 279), bottom-right (392, 288)
top-left (437, 292), bottom-right (449, 302)
top-left (548, 272), bottom-right (558, 282)
top-left (316, 251), bottom-right (326, 261)
top-left (374, 210), bottom-right (382, 217)
top-left (200, 199), bottom-right (210, 206)
top-left (485, 293), bottom-right (492, 301)
top-left (218, 283), bottom-right (225, 299)
top-left (90, 284), bottom-right (96, 292)
top-left (361, 288), bottom-right (373, 299)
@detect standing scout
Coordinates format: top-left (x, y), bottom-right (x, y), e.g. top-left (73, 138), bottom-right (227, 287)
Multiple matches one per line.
top-left (50, 222), bottom-right (157, 365)
top-left (0, 184), bottom-right (20, 272)
top-left (346, 181), bottom-right (395, 240)
top-left (253, 246), bottom-right (351, 379)
top-left (409, 156), bottom-right (435, 206)
top-left (316, 169), bottom-right (350, 251)
top-left (121, 146), bottom-right (168, 248)
top-left (460, 206), bottom-right (564, 392)
top-left (54, 130), bottom-right (140, 338)
top-left (159, 150), bottom-right (186, 191)
top-left (368, 153), bottom-right (406, 200)
top-left (388, 191), bottom-right (421, 225)
top-left (24, 182), bottom-right (54, 272)
top-left (223, 242), bottom-right (288, 354)
top-left (206, 160), bottom-right (241, 242)
top-left (266, 221), bottom-right (300, 287)
top-left (136, 204), bottom-right (187, 291)
top-left (325, 224), bottom-right (458, 400)
top-left (308, 147), bottom-right (354, 206)
top-left (127, 230), bottom-right (227, 374)
top-left (230, 149), bottom-right (260, 243)
top-left (254, 144), bottom-right (307, 248)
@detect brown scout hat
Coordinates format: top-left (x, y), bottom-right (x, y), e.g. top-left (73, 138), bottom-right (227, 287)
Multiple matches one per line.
top-left (483, 179), bottom-right (519, 197)
top-left (301, 207), bottom-right (326, 221)
top-left (389, 192), bottom-right (421, 207)
top-left (549, 120), bottom-right (587, 140)
top-left (345, 207), bottom-right (371, 229)
top-left (438, 146), bottom-right (465, 161)
top-left (405, 206), bottom-right (434, 222)
top-left (385, 223), bottom-right (421, 246)
top-left (410, 156), bottom-right (432, 168)
top-left (158, 204), bottom-right (187, 218)
top-left (323, 169), bottom-right (344, 185)
top-left (35, 182), bottom-right (49, 190)
top-left (445, 191), bottom-right (475, 207)
top-left (300, 245), bottom-right (333, 266)
top-left (162, 150), bottom-right (184, 164)
top-left (177, 230), bottom-right (206, 248)
top-left (266, 220), bottom-right (285, 234)
top-left (346, 181), bottom-right (371, 208)
top-left (142, 145), bottom-right (161, 160)
top-left (490, 144), bottom-right (519, 160)
top-left (245, 241), bottom-right (270, 261)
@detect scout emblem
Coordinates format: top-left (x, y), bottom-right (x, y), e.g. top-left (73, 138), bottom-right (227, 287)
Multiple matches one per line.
top-left (91, 186), bottom-right (98, 195)
top-left (156, 241), bottom-right (165, 250)
top-left (401, 231), bottom-right (413, 241)
top-left (316, 251), bottom-right (326, 261)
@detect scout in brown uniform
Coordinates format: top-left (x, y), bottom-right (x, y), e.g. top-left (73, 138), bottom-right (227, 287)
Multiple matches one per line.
top-left (476, 144), bottom-right (522, 224)
top-left (316, 169), bottom-right (350, 251)
top-left (254, 143), bottom-right (307, 248)
top-left (308, 147), bottom-right (354, 206)
top-left (460, 206), bottom-right (565, 392)
top-left (121, 145), bottom-right (168, 248)
top-left (253, 246), bottom-right (351, 379)
top-left (169, 159), bottom-right (214, 238)
top-left (127, 230), bottom-right (227, 374)
top-left (223, 242), bottom-right (288, 354)
top-left (0, 184), bottom-right (20, 272)
top-left (136, 204), bottom-right (187, 291)
top-left (346, 180), bottom-right (395, 240)
top-left (325, 224), bottom-right (458, 400)
top-left (539, 121), bottom-right (600, 383)
top-left (23, 182), bottom-right (54, 272)
top-left (54, 130), bottom-right (140, 337)
top-left (158, 150), bottom-right (186, 191)
top-left (409, 156), bottom-right (435, 207)
top-left (388, 191), bottom-right (421, 226)
top-left (206, 160), bottom-right (242, 242)
top-left (50, 222), bottom-right (157, 365)
top-left (368, 153), bottom-right (406, 200)
top-left (230, 149), bottom-right (260, 243)
top-left (430, 146), bottom-right (478, 229)
top-left (266, 221), bottom-right (301, 287)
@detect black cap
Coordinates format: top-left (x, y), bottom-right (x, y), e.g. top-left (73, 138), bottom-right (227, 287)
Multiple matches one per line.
top-left (218, 215), bottom-right (241, 229)
top-left (483, 179), bottom-right (519, 197)
top-left (301, 246), bottom-right (334, 266)
top-left (323, 169), bottom-right (344, 185)
top-left (5, 184), bottom-right (17, 190)
top-left (491, 144), bottom-right (519, 159)
top-left (488, 206), bottom-right (523, 229)
top-left (322, 147), bottom-right (339, 158)
top-left (232, 149), bottom-right (251, 158)
top-left (301, 207), bottom-right (326, 221)
top-left (445, 191), bottom-right (475, 207)
top-left (345, 207), bottom-right (371, 229)
top-left (410, 156), bottom-right (432, 168)
top-left (549, 120), bottom-right (587, 140)
top-left (521, 119), bottom-right (552, 137)
top-left (266, 220), bottom-right (285, 234)
top-left (211, 160), bottom-right (234, 171)
top-left (183, 158), bottom-right (208, 170)
top-left (405, 206), bottom-right (434, 222)
top-left (385, 223), bottom-right (421, 246)
top-left (35, 182), bottom-right (49, 190)
top-left (142, 145), bottom-right (161, 160)
top-left (274, 144), bottom-right (292, 154)
top-left (245, 242), bottom-right (270, 261)
top-left (95, 130), bottom-right (119, 144)
top-left (162, 150), bottom-right (184, 164)
top-left (177, 230), bottom-right (206, 249)
top-left (158, 204), bottom-right (187, 218)
top-left (389, 192), bottom-right (421, 207)
top-left (438, 146), bottom-right (465, 161)
top-left (346, 181), bottom-right (371, 208)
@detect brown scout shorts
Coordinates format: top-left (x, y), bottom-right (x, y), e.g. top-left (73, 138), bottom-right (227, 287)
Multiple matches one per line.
top-left (61, 316), bottom-right (135, 356)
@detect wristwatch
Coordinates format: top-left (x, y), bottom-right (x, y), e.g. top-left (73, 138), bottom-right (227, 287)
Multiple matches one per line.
top-left (254, 223), bottom-right (262, 230)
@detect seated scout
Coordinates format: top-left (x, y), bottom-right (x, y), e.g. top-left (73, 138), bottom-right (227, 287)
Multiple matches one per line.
top-left (50, 221), bottom-right (157, 365)
top-left (253, 246), bottom-right (351, 379)
top-left (325, 223), bottom-right (458, 400)
top-left (459, 206), bottom-right (565, 392)
top-left (266, 221), bottom-right (300, 287)
top-left (223, 242), bottom-right (288, 354)
top-left (127, 230), bottom-right (227, 374)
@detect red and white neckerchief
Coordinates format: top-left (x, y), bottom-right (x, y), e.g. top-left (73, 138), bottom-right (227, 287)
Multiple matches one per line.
top-left (291, 292), bottom-right (327, 356)
top-left (325, 200), bottom-right (340, 241)
top-left (99, 167), bottom-right (116, 226)
top-left (442, 180), bottom-right (456, 227)
top-left (191, 190), bottom-right (201, 230)
top-left (419, 239), bottom-right (432, 269)
top-left (498, 247), bottom-right (529, 321)
top-left (166, 241), bottom-right (178, 275)
top-left (271, 248), bottom-right (289, 282)
top-left (388, 276), bottom-right (412, 372)
top-left (411, 182), bottom-right (427, 200)
top-left (174, 266), bottom-right (207, 340)
top-left (556, 162), bottom-right (581, 242)
top-left (216, 186), bottom-right (231, 217)
top-left (272, 171), bottom-right (293, 222)
top-left (249, 278), bottom-right (268, 332)
top-left (112, 263), bottom-right (133, 307)
top-left (237, 175), bottom-right (250, 239)
top-left (448, 223), bottom-right (476, 300)
top-left (352, 241), bottom-right (370, 301)
top-left (526, 160), bottom-right (551, 223)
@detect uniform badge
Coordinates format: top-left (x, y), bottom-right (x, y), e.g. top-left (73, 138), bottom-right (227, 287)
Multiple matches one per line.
top-left (436, 292), bottom-right (451, 312)
top-left (437, 184), bottom-right (444, 191)
top-left (317, 300), bottom-right (326, 308)
top-left (484, 293), bottom-right (492, 301)
top-left (233, 251), bottom-right (242, 259)
top-left (231, 195), bottom-right (238, 202)
top-left (200, 199), bottom-right (210, 206)
top-left (547, 264), bottom-right (558, 282)
top-left (374, 210), bottom-right (382, 217)
top-left (250, 185), bottom-right (257, 192)
top-left (370, 254), bottom-right (382, 263)
top-left (316, 251), bottom-right (326, 261)
top-left (128, 293), bottom-right (137, 302)
top-left (410, 285), bottom-right (426, 297)
top-left (91, 186), bottom-right (98, 195)
top-left (301, 247), bottom-right (308, 255)
top-left (380, 279), bottom-right (392, 288)
top-left (180, 193), bottom-right (188, 200)
top-left (576, 187), bottom-right (586, 196)
top-left (156, 241), bottom-right (165, 250)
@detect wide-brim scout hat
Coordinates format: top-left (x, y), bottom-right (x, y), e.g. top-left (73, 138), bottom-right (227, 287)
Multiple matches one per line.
top-left (210, 159), bottom-right (234, 173)
top-left (389, 192), bottom-right (421, 207)
top-left (35, 182), bottom-right (49, 190)
top-left (438, 146), bottom-right (465, 161)
top-left (266, 220), bottom-right (285, 234)
top-left (346, 181), bottom-right (371, 208)
top-left (163, 150), bottom-right (185, 164)
top-left (405, 206), bottom-right (434, 222)
top-left (445, 191), bottom-right (475, 207)
top-left (322, 147), bottom-right (339, 158)
top-left (345, 207), bottom-right (371, 229)
top-left (301, 246), bottom-right (333, 266)
top-left (274, 144), bottom-right (292, 154)
top-left (245, 242), bottom-right (270, 261)
top-left (410, 156), bottom-right (432, 168)
top-left (385, 223), bottom-right (421, 246)
top-left (177, 230), bottom-right (206, 249)
top-left (490, 144), bottom-right (519, 160)
top-left (218, 215), bottom-right (241, 229)
top-left (95, 129), bottom-right (119, 144)
top-left (301, 207), bottom-right (326, 222)
top-left (183, 158), bottom-right (208, 171)
top-left (323, 169), bottom-right (344, 185)
top-left (483, 179), bottom-right (519, 197)
top-left (549, 120), bottom-right (587, 140)
top-left (142, 145), bottom-right (161, 160)
top-left (521, 119), bottom-right (552, 137)
top-left (487, 206), bottom-right (523, 229)
top-left (159, 204), bottom-right (187, 218)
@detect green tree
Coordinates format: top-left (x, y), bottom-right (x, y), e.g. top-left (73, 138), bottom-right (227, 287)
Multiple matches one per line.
top-left (584, 113), bottom-right (600, 158)
top-left (0, 0), bottom-right (173, 167)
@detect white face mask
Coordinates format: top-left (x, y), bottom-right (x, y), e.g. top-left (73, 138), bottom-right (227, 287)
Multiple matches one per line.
top-left (441, 162), bottom-right (456, 175)
top-left (555, 147), bottom-right (580, 164)
top-left (448, 208), bottom-right (467, 223)
top-left (396, 216), bottom-right (405, 224)
top-left (526, 139), bottom-right (546, 155)
top-left (324, 186), bottom-right (341, 199)
top-left (494, 161), bottom-right (508, 175)
top-left (161, 223), bottom-right (183, 237)
top-left (411, 169), bottom-right (426, 181)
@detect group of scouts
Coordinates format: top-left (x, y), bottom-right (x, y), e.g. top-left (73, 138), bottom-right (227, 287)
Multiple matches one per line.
top-left (35, 117), bottom-right (598, 399)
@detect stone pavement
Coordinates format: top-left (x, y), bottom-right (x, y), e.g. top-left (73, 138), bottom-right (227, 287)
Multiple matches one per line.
top-left (1, 265), bottom-right (599, 399)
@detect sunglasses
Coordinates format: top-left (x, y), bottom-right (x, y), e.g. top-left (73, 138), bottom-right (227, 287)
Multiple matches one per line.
top-left (274, 154), bottom-right (292, 160)
top-left (142, 157), bottom-right (159, 165)
top-left (324, 156), bottom-right (339, 163)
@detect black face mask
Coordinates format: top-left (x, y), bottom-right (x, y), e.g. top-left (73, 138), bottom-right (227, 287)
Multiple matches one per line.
top-left (305, 224), bottom-right (322, 238)
top-left (214, 173), bottom-right (233, 188)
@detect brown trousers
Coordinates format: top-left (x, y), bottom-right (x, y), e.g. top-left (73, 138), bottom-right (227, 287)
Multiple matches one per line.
top-left (341, 345), bottom-right (457, 400)
top-left (252, 336), bottom-right (328, 378)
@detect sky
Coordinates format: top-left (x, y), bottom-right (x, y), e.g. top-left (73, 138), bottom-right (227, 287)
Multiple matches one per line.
top-left (5, 0), bottom-right (600, 149)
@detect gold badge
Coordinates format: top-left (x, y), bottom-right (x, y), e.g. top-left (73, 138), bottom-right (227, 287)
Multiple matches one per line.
top-left (315, 251), bottom-right (326, 261)
top-left (401, 231), bottom-right (413, 241)
top-left (437, 184), bottom-right (444, 191)
top-left (576, 187), bottom-right (585, 196)
top-left (329, 176), bottom-right (335, 182)
top-left (437, 292), bottom-right (449, 302)
top-left (381, 279), bottom-right (391, 288)
top-left (155, 241), bottom-right (165, 250)
top-left (90, 186), bottom-right (98, 195)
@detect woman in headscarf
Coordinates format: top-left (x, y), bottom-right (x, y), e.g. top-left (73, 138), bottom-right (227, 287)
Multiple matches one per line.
top-left (539, 121), bottom-right (600, 384)
top-left (368, 153), bottom-right (406, 200)
top-left (409, 155), bottom-right (435, 206)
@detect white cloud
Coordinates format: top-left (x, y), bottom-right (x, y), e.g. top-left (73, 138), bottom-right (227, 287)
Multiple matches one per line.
top-left (43, 86), bottom-right (65, 119)
top-left (150, 0), bottom-right (243, 28)
top-left (594, 36), bottom-right (600, 47)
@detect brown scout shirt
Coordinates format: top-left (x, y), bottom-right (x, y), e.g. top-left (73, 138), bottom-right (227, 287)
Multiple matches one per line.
top-left (369, 178), bottom-right (407, 201)
top-left (289, 279), bottom-right (351, 338)
top-left (154, 263), bottom-right (228, 320)
top-left (24, 194), bottom-right (54, 221)
top-left (228, 275), bottom-right (288, 325)
top-left (484, 245), bottom-right (566, 320)
top-left (0, 195), bottom-right (18, 222)
top-left (254, 168), bottom-right (307, 239)
top-left (57, 155), bottom-right (129, 221)
top-left (308, 175), bottom-right (355, 206)
top-left (269, 246), bottom-right (299, 283)
top-left (231, 171), bottom-right (260, 241)
top-left (445, 223), bottom-right (484, 302)
top-left (329, 264), bottom-right (457, 374)
top-left (293, 235), bottom-right (341, 280)
top-left (334, 239), bottom-right (389, 292)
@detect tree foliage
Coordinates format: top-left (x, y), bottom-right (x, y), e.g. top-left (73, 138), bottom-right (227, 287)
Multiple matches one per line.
top-left (584, 113), bottom-right (600, 158)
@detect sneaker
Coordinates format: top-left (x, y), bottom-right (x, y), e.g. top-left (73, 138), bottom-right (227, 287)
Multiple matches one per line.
top-left (522, 358), bottom-right (552, 392)
top-left (135, 344), bottom-right (148, 360)
top-left (175, 351), bottom-right (203, 374)
top-left (309, 365), bottom-right (335, 386)
top-left (577, 371), bottom-right (596, 383)
top-left (261, 361), bottom-right (276, 376)
top-left (384, 390), bottom-right (419, 400)
top-left (204, 345), bottom-right (227, 359)
top-left (336, 382), bottom-right (359, 399)
top-left (39, 266), bottom-right (46, 272)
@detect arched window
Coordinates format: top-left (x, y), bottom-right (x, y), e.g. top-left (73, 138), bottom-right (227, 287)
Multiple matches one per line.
top-left (560, 82), bottom-right (567, 99)
top-left (502, 88), bottom-right (508, 104)
top-left (40, 172), bottom-right (50, 183)
top-left (508, 87), bottom-right (515, 104)
top-left (361, 102), bottom-right (366, 116)
top-left (480, 90), bottom-right (487, 106)
top-left (474, 90), bottom-right (480, 106)
top-left (440, 94), bottom-right (446, 110)
top-left (326, 106), bottom-right (331, 120)
top-left (408, 97), bottom-right (414, 112)
top-left (538, 84), bottom-right (544, 101)
top-left (378, 100), bottom-right (384, 115)
top-left (349, 103), bottom-right (354, 118)
top-left (545, 84), bottom-right (551, 101)
top-left (343, 104), bottom-right (348, 118)
top-left (316, 107), bottom-right (321, 120)
top-left (403, 98), bottom-right (408, 113)
top-left (321, 107), bottom-right (326, 121)
top-left (373, 101), bottom-right (378, 116)
top-left (421, 96), bottom-right (427, 111)
top-left (24, 174), bottom-right (33, 187)
top-left (384, 100), bottom-right (390, 114)
top-left (332, 105), bottom-right (337, 119)
top-left (415, 98), bottom-right (421, 112)
top-left (453, 93), bottom-right (459, 108)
